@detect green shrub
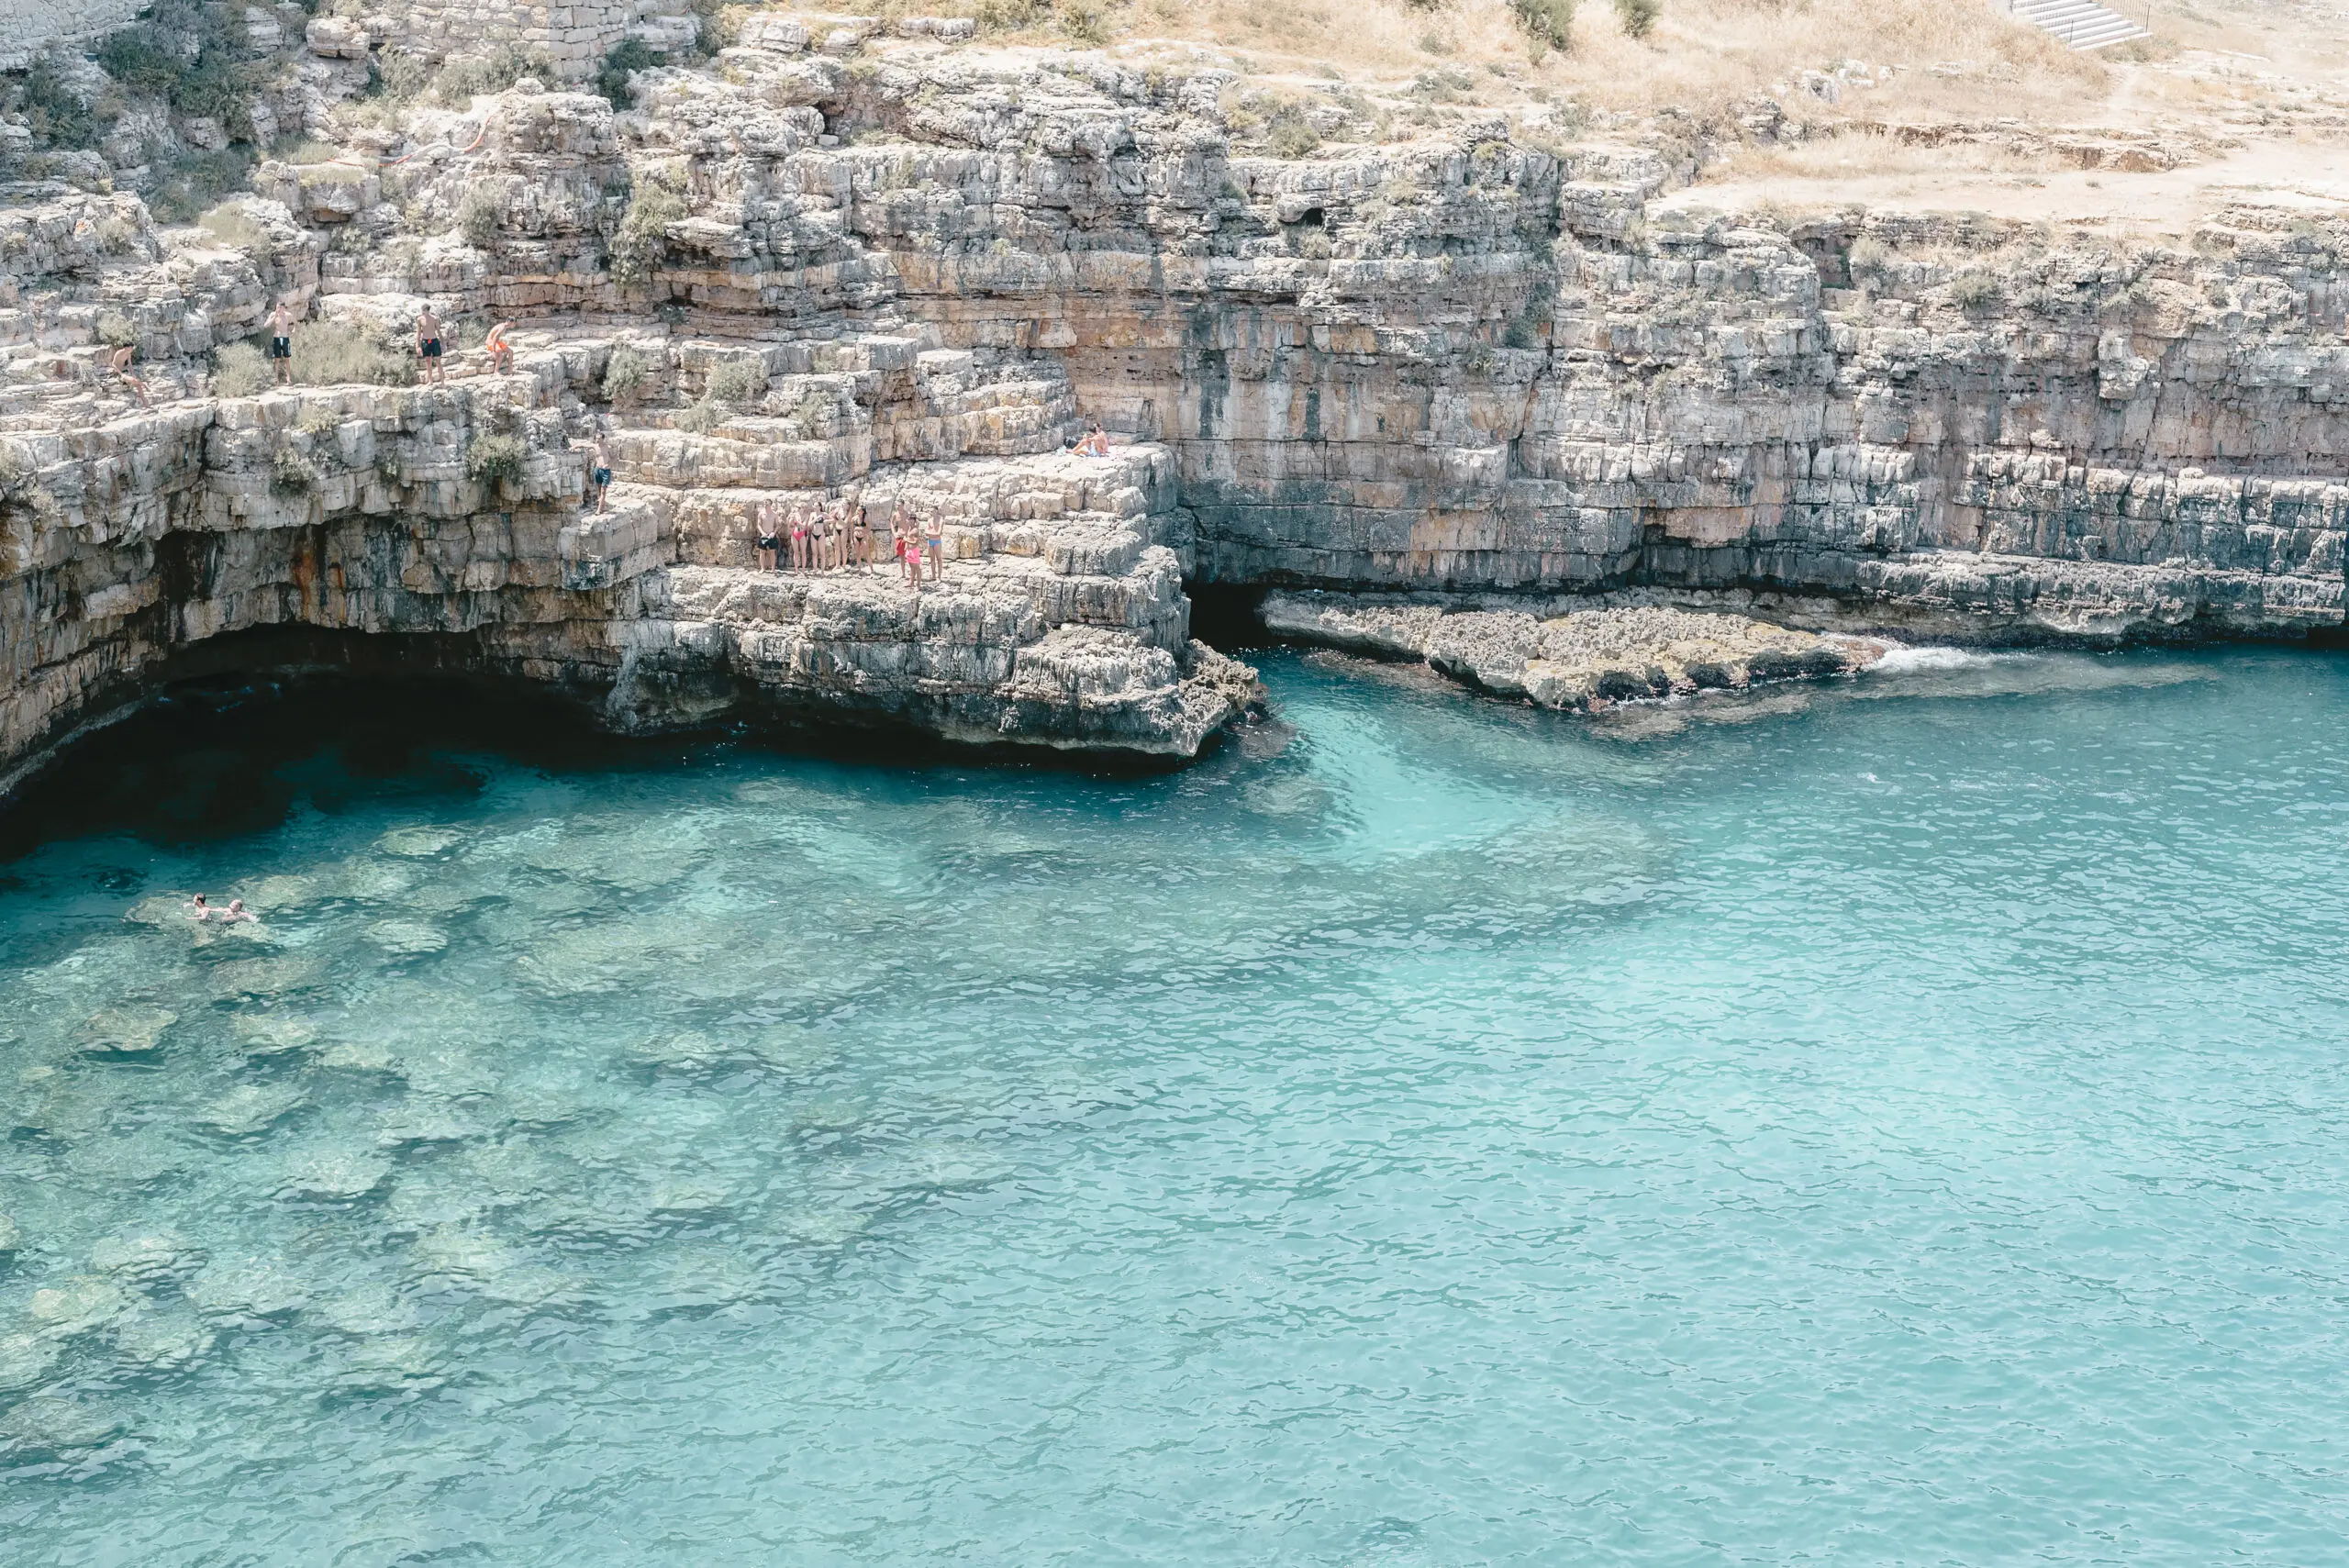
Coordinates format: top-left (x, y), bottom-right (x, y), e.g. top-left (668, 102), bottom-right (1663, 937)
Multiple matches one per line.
top-left (975, 0), bottom-right (1049, 30)
top-left (1614, 0), bottom-right (1659, 37)
top-left (432, 45), bottom-right (544, 106)
top-left (610, 167), bottom-right (690, 287)
top-left (706, 357), bottom-right (766, 404)
top-left (96, 3), bottom-right (250, 126)
top-left (457, 183), bottom-right (503, 248)
top-left (213, 343), bottom-right (270, 396)
top-left (371, 51), bottom-right (435, 103)
top-left (596, 39), bottom-right (663, 110)
top-left (271, 443), bottom-right (317, 497)
top-left (297, 406), bottom-right (342, 439)
top-left (1951, 271), bottom-right (2001, 310)
top-left (95, 312), bottom-right (138, 348)
top-left (147, 146), bottom-right (257, 226)
top-left (1509, 0), bottom-right (1574, 50)
top-left (1267, 113), bottom-right (1321, 159)
top-left (674, 397), bottom-right (725, 435)
top-left (1057, 0), bottom-right (1110, 43)
top-left (290, 320), bottom-right (415, 387)
top-left (23, 54), bottom-right (96, 150)
top-left (272, 138), bottom-right (348, 166)
top-left (602, 345), bottom-right (655, 402)
top-left (465, 432), bottom-right (528, 484)
top-left (199, 202), bottom-right (269, 254)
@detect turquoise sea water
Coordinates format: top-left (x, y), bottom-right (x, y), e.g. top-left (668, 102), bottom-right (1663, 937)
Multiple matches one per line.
top-left (3, 643), bottom-right (2348, 1564)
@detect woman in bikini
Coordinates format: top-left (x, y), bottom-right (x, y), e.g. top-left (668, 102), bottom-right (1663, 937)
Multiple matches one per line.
top-left (848, 497), bottom-right (872, 570)
top-left (790, 502), bottom-right (809, 570)
top-left (898, 507), bottom-right (921, 585)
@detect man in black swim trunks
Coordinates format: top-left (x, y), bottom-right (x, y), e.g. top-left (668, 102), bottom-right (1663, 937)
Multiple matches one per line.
top-left (416, 304), bottom-right (446, 386)
top-left (270, 297), bottom-right (295, 385)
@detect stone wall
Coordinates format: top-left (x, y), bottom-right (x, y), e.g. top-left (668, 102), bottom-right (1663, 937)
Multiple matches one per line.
top-left (0, 0), bottom-right (144, 70)
top-left (372, 0), bottom-right (663, 77)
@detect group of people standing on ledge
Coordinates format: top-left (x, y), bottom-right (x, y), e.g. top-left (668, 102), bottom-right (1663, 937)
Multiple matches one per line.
top-left (753, 495), bottom-right (946, 586)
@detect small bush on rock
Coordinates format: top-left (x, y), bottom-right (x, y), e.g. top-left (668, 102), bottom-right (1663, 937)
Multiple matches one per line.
top-left (458, 184), bottom-right (503, 248)
top-left (1614, 0), bottom-right (1659, 38)
top-left (975, 0), bottom-right (1050, 31)
top-left (1510, 0), bottom-right (1575, 51)
top-left (1267, 112), bottom-right (1322, 159)
top-left (603, 346), bottom-right (654, 403)
top-left (610, 167), bottom-right (690, 287)
top-left (433, 46), bottom-right (545, 107)
top-left (596, 39), bottom-right (662, 110)
top-left (674, 398), bottom-right (726, 435)
top-left (706, 357), bottom-right (767, 405)
top-left (213, 343), bottom-right (270, 397)
top-left (292, 321), bottom-right (415, 387)
top-left (465, 433), bottom-right (528, 485)
top-left (23, 54), bottom-right (96, 150)
top-left (271, 443), bottom-right (317, 497)
top-left (1951, 270), bottom-right (2001, 310)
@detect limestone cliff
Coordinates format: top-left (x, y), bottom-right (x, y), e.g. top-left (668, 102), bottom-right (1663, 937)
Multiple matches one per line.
top-left (2, 16), bottom-right (2345, 788)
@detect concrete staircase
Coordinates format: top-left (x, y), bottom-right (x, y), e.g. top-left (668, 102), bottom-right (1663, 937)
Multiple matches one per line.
top-left (2009, 0), bottom-right (2150, 50)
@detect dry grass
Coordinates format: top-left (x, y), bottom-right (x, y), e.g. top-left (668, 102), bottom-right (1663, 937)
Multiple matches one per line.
top-left (1718, 127), bottom-right (2069, 182)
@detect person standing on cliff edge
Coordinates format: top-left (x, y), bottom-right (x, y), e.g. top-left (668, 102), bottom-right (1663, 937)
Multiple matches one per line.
top-left (270, 297), bottom-right (295, 386)
top-left (415, 304), bottom-right (446, 386)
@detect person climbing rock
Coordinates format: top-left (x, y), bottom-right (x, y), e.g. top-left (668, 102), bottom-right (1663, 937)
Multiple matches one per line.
top-left (106, 343), bottom-right (150, 409)
top-left (484, 320), bottom-right (514, 375)
top-left (415, 305), bottom-right (446, 385)
top-left (270, 297), bottom-right (296, 386)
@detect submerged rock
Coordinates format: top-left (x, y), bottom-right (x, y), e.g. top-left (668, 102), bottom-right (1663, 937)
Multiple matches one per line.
top-left (78, 1005), bottom-right (176, 1059)
top-left (276, 1151), bottom-right (395, 1204)
top-left (193, 1084), bottom-right (310, 1139)
top-left (1264, 593), bottom-right (1890, 713)
top-left (365, 919), bottom-right (449, 956)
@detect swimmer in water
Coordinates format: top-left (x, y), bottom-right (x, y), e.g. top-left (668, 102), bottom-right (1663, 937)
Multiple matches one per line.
top-left (220, 899), bottom-right (255, 924)
top-left (189, 894), bottom-right (212, 922)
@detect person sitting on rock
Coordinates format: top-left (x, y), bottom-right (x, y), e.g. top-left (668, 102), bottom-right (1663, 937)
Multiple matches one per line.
top-left (415, 305), bottom-right (447, 386)
top-left (106, 343), bottom-right (151, 409)
top-left (270, 297), bottom-right (296, 386)
top-left (755, 498), bottom-right (779, 572)
top-left (484, 320), bottom-right (514, 375)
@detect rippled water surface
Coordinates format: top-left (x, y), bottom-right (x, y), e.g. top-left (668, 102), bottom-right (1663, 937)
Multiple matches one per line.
top-left (5, 645), bottom-right (2349, 1564)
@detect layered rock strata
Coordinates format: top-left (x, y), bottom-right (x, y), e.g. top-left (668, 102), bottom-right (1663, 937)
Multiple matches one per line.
top-left (7, 26), bottom-right (2349, 786)
top-left (1264, 590), bottom-right (1886, 710)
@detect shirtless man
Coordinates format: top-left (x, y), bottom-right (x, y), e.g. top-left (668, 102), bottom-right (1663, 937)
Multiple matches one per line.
top-left (189, 894), bottom-right (213, 923)
top-left (754, 498), bottom-right (779, 571)
top-left (416, 304), bottom-right (446, 385)
top-left (106, 343), bottom-right (150, 408)
top-left (219, 899), bottom-right (255, 924)
top-left (484, 319), bottom-right (514, 375)
top-left (585, 432), bottom-right (611, 513)
top-left (270, 297), bottom-right (296, 385)
top-left (923, 507), bottom-right (944, 584)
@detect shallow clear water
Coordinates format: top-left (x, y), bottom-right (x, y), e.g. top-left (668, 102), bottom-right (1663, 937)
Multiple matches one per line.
top-left (5, 645), bottom-right (2349, 1565)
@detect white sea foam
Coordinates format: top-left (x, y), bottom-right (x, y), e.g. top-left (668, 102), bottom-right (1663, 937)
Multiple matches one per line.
top-left (1865, 644), bottom-right (2014, 676)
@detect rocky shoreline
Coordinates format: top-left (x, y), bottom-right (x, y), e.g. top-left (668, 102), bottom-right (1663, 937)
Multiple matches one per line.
top-left (1263, 590), bottom-right (1890, 712)
top-left (4, 11), bottom-right (2348, 789)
